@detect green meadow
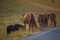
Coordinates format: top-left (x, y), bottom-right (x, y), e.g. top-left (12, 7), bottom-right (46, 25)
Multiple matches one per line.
top-left (0, 0), bottom-right (60, 40)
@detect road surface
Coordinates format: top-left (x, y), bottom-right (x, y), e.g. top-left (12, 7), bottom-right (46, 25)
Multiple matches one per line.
top-left (23, 27), bottom-right (60, 40)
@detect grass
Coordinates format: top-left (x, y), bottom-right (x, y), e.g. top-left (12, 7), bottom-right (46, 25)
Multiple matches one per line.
top-left (0, 0), bottom-right (60, 40)
top-left (0, 14), bottom-right (32, 40)
top-left (0, 13), bottom-right (60, 40)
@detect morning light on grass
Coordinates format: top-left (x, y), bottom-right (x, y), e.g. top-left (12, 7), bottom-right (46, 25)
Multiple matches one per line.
top-left (0, 0), bottom-right (60, 40)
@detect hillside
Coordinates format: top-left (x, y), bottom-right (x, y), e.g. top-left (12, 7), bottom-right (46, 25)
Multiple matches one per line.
top-left (0, 0), bottom-right (60, 40)
top-left (0, 0), bottom-right (60, 14)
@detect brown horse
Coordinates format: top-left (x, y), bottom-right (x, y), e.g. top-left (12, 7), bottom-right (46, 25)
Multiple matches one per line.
top-left (38, 12), bottom-right (56, 30)
top-left (48, 13), bottom-right (56, 27)
top-left (38, 15), bottom-right (45, 30)
top-left (23, 12), bottom-right (37, 31)
top-left (38, 12), bottom-right (48, 27)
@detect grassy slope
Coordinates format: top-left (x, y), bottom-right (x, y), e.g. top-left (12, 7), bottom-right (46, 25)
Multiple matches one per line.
top-left (0, 0), bottom-right (60, 40)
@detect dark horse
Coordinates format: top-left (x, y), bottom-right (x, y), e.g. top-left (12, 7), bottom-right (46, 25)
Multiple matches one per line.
top-left (38, 12), bottom-right (56, 30)
top-left (38, 15), bottom-right (44, 30)
top-left (7, 24), bottom-right (24, 34)
top-left (23, 12), bottom-right (37, 31)
top-left (48, 13), bottom-right (56, 27)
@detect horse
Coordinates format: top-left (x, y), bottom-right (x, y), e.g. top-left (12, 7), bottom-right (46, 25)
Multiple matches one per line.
top-left (7, 24), bottom-right (24, 34)
top-left (23, 12), bottom-right (37, 31)
top-left (38, 15), bottom-right (44, 30)
top-left (48, 13), bottom-right (56, 27)
top-left (38, 12), bottom-right (56, 30)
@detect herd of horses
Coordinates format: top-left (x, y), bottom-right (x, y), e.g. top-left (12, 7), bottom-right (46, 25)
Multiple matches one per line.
top-left (23, 12), bottom-right (56, 31)
top-left (7, 11), bottom-right (56, 34)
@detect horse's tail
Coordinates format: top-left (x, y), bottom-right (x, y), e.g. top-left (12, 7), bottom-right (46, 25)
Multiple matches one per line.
top-left (31, 13), bottom-right (37, 28)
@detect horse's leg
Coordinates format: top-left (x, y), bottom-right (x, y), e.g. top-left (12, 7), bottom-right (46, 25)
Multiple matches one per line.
top-left (24, 22), bottom-right (26, 31)
top-left (54, 19), bottom-right (56, 27)
top-left (40, 18), bottom-right (44, 31)
top-left (31, 23), bottom-right (34, 31)
top-left (38, 20), bottom-right (43, 31)
top-left (50, 18), bottom-right (53, 27)
top-left (45, 18), bottom-right (48, 27)
top-left (40, 16), bottom-right (45, 31)
top-left (29, 23), bottom-right (33, 32)
top-left (29, 22), bottom-right (33, 32)
top-left (50, 17), bottom-right (56, 27)
top-left (29, 22), bottom-right (31, 32)
top-left (29, 24), bottom-right (30, 32)
top-left (50, 17), bottom-right (55, 27)
top-left (33, 20), bottom-right (38, 29)
top-left (42, 17), bottom-right (46, 30)
top-left (53, 18), bottom-right (56, 27)
top-left (38, 20), bottom-right (42, 30)
top-left (40, 23), bottom-right (43, 31)
top-left (35, 23), bottom-right (38, 29)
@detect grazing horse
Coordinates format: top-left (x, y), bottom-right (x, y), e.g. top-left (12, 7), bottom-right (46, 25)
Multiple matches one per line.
top-left (23, 12), bottom-right (37, 31)
top-left (38, 12), bottom-right (56, 30)
top-left (38, 12), bottom-right (48, 27)
top-left (7, 24), bottom-right (24, 34)
top-left (38, 15), bottom-right (45, 30)
top-left (48, 13), bottom-right (56, 27)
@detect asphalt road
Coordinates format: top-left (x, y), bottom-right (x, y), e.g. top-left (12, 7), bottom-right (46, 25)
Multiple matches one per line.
top-left (23, 27), bottom-right (60, 40)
